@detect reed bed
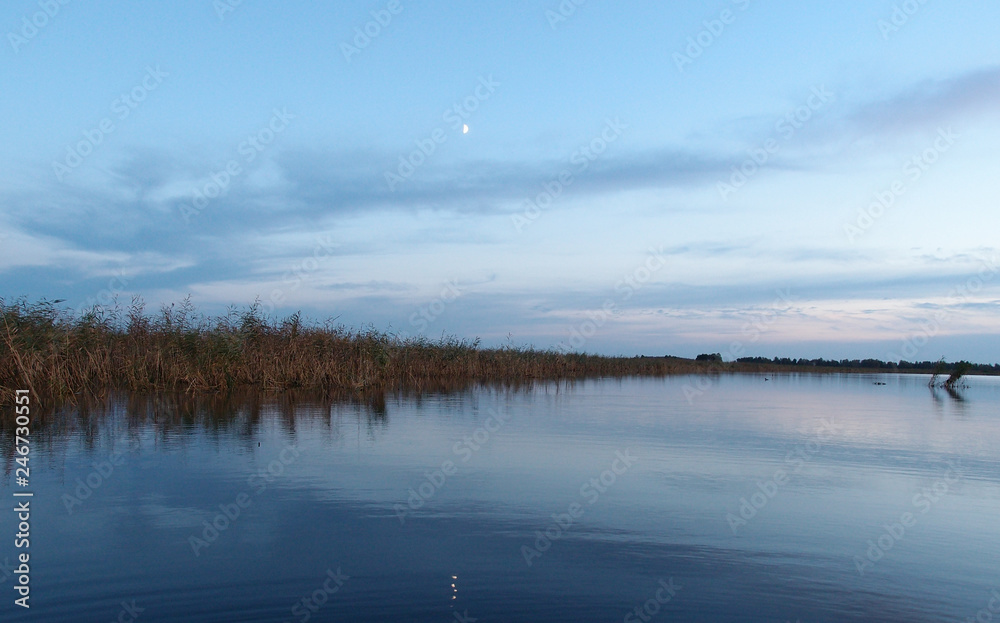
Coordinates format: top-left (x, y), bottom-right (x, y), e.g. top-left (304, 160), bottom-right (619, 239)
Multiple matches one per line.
top-left (1, 297), bottom-right (699, 407)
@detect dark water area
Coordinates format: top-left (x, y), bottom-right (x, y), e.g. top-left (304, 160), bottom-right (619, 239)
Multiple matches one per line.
top-left (2, 373), bottom-right (999, 622)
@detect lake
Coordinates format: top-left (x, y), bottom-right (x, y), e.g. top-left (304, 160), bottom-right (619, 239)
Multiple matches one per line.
top-left (2, 373), bottom-right (999, 622)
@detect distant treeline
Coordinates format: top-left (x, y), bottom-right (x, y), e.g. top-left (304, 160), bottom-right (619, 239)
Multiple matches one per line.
top-left (4, 296), bottom-right (997, 410)
top-left (735, 357), bottom-right (1000, 374)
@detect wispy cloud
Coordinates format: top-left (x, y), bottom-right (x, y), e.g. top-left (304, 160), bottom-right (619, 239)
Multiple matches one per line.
top-left (7, 66), bottom-right (996, 250)
top-left (846, 65), bottom-right (1000, 136)
top-left (2, 65), bottom-right (999, 363)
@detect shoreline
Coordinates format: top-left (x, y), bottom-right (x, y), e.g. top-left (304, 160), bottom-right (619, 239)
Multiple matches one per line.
top-left (2, 298), bottom-right (996, 408)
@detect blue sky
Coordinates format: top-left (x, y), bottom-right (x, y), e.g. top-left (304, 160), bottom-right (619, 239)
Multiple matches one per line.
top-left (2, 0), bottom-right (999, 362)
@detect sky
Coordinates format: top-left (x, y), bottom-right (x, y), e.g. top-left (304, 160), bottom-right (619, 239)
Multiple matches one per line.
top-left (1, 0), bottom-right (999, 362)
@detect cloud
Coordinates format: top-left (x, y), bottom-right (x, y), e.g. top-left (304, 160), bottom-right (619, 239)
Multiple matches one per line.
top-left (0, 224), bottom-right (192, 277)
top-left (846, 65), bottom-right (1000, 136)
top-left (2, 66), bottom-right (998, 360)
top-left (6, 65), bottom-right (997, 256)
top-left (274, 145), bottom-right (737, 216)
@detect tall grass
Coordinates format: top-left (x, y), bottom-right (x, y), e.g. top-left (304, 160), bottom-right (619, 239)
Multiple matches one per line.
top-left (1, 296), bottom-right (695, 406)
top-left (928, 357), bottom-right (971, 389)
top-left (944, 360), bottom-right (970, 389)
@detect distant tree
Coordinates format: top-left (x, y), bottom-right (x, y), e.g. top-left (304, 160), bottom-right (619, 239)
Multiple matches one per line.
top-left (695, 353), bottom-right (723, 362)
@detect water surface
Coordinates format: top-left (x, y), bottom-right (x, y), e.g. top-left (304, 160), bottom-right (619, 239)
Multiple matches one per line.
top-left (2, 373), bottom-right (999, 622)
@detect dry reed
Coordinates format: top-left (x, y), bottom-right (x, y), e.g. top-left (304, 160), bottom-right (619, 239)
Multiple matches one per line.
top-left (1, 296), bottom-right (704, 407)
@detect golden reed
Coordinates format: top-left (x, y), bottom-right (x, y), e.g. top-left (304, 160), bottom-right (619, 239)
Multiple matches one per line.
top-left (1, 296), bottom-right (705, 406)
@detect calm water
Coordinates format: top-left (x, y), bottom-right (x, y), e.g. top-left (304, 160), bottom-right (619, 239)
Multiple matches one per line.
top-left (2, 373), bottom-right (999, 622)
